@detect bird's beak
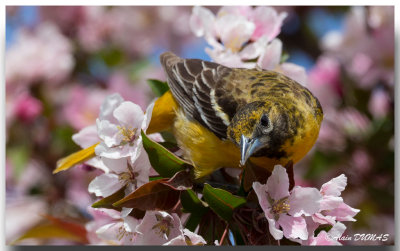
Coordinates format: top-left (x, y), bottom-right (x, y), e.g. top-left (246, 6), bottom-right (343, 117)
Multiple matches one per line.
top-left (240, 135), bottom-right (262, 166)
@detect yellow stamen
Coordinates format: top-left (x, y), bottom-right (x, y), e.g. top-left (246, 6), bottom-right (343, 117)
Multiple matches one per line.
top-left (117, 126), bottom-right (138, 145)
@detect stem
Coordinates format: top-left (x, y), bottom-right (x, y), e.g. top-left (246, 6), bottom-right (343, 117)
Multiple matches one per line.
top-left (171, 200), bottom-right (181, 212)
top-left (219, 223), bottom-right (229, 245)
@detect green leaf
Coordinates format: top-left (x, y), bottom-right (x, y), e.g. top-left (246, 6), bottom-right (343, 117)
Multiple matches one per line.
top-left (181, 189), bottom-right (209, 232)
top-left (184, 213), bottom-right (204, 232)
top-left (142, 131), bottom-right (191, 178)
top-left (202, 184), bottom-right (246, 221)
top-left (180, 189), bottom-right (208, 215)
top-left (7, 145), bottom-right (30, 179)
top-left (147, 79), bottom-right (170, 97)
top-left (280, 52), bottom-right (290, 63)
top-left (92, 186), bottom-right (126, 210)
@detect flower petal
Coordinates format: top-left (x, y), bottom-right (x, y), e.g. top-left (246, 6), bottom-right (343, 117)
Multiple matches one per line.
top-left (278, 214), bottom-right (308, 240)
top-left (320, 195), bottom-right (343, 211)
top-left (320, 174), bottom-right (347, 197)
top-left (88, 173), bottom-right (123, 197)
top-left (288, 187), bottom-right (322, 217)
top-left (215, 14), bottom-right (255, 52)
top-left (312, 213), bottom-right (337, 225)
top-left (252, 181), bottom-right (271, 215)
top-left (95, 222), bottom-right (120, 241)
top-left (96, 119), bottom-right (121, 147)
top-left (122, 215), bottom-right (140, 233)
top-left (182, 229), bottom-right (206, 245)
top-left (130, 147), bottom-right (151, 188)
top-left (258, 39), bottom-right (282, 70)
top-left (72, 125), bottom-right (100, 148)
top-left (250, 6), bottom-right (287, 41)
top-left (265, 211), bottom-right (284, 240)
top-left (325, 202), bottom-right (360, 222)
top-left (142, 100), bottom-right (156, 131)
top-left (101, 157), bottom-right (128, 174)
top-left (113, 101), bottom-right (144, 129)
top-left (310, 230), bottom-right (341, 246)
top-left (135, 211), bottom-right (183, 245)
top-left (266, 165), bottom-right (290, 201)
top-left (190, 6), bottom-right (216, 37)
top-left (99, 93), bottom-right (124, 122)
top-left (280, 62), bottom-right (308, 86)
top-left (239, 35), bottom-right (269, 60)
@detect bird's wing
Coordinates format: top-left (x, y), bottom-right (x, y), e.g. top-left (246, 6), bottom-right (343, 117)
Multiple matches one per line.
top-left (160, 52), bottom-right (235, 139)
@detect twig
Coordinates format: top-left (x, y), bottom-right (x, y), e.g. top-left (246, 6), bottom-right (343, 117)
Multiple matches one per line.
top-left (219, 223), bottom-right (229, 245)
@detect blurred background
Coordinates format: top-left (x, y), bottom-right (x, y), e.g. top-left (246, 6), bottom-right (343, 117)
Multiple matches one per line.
top-left (5, 6), bottom-right (394, 245)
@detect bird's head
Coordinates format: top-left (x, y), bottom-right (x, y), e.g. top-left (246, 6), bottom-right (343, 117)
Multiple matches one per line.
top-left (227, 101), bottom-right (289, 166)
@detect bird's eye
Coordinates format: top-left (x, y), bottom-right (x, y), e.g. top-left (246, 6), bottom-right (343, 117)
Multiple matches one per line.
top-left (260, 114), bottom-right (269, 127)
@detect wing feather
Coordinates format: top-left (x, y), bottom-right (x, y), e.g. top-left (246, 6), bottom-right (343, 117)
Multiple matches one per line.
top-left (160, 52), bottom-right (231, 139)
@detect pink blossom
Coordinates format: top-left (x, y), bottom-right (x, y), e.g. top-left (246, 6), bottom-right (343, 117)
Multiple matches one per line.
top-left (321, 6), bottom-right (394, 88)
top-left (337, 108), bottom-right (371, 141)
top-left (351, 148), bottom-right (372, 173)
top-left (368, 88), bottom-right (391, 118)
top-left (88, 148), bottom-right (151, 198)
top-left (253, 165), bottom-right (322, 240)
top-left (63, 86), bottom-right (109, 130)
top-left (248, 6), bottom-right (288, 41)
top-left (108, 72), bottom-right (150, 111)
top-left (308, 56), bottom-right (342, 109)
top-left (86, 207), bottom-right (139, 245)
top-left (94, 93), bottom-right (154, 160)
top-left (135, 211), bottom-right (206, 245)
top-left (76, 7), bottom-right (114, 52)
top-left (39, 6), bottom-right (86, 34)
top-left (13, 92), bottom-right (43, 123)
top-left (309, 222), bottom-right (346, 245)
top-left (316, 174), bottom-right (360, 223)
top-left (6, 23), bottom-right (74, 85)
top-left (5, 196), bottom-right (48, 244)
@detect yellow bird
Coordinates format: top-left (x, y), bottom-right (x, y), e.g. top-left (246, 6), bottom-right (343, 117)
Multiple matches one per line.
top-left (54, 52), bottom-right (323, 179)
top-left (147, 52), bottom-right (323, 179)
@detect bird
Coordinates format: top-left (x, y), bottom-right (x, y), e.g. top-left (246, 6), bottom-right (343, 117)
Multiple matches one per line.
top-left (54, 52), bottom-right (323, 178)
top-left (146, 52), bottom-right (323, 179)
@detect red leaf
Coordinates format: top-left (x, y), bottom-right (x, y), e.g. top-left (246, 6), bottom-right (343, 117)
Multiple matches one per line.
top-left (113, 170), bottom-right (193, 211)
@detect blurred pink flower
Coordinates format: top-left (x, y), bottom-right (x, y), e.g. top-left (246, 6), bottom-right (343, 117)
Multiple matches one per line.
top-left (308, 56), bottom-right (342, 109)
top-left (6, 196), bottom-right (48, 244)
top-left (368, 88), bottom-right (391, 119)
top-left (77, 7), bottom-right (114, 52)
top-left (108, 72), bottom-right (150, 111)
top-left (253, 165), bottom-right (322, 241)
top-left (6, 22), bottom-right (74, 85)
top-left (351, 148), bottom-right (372, 173)
top-left (321, 6), bottom-right (394, 88)
top-left (63, 86), bottom-right (109, 130)
top-left (338, 108), bottom-right (371, 141)
top-left (39, 6), bottom-right (86, 34)
top-left (315, 112), bottom-right (346, 152)
top-left (13, 92), bottom-right (43, 123)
